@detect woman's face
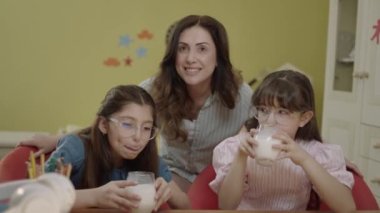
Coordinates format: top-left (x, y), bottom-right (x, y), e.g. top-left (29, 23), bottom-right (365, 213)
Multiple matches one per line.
top-left (175, 25), bottom-right (217, 89)
top-left (99, 103), bottom-right (155, 164)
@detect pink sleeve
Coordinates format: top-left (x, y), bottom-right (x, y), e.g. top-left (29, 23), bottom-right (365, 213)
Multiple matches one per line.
top-left (209, 135), bottom-right (241, 193)
top-left (312, 143), bottom-right (354, 189)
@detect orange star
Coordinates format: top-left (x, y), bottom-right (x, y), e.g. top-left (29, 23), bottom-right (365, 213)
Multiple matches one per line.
top-left (138, 29), bottom-right (153, 40)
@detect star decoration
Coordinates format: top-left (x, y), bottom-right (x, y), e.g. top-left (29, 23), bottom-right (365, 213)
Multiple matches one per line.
top-left (103, 57), bottom-right (120, 67)
top-left (136, 47), bottom-right (147, 58)
top-left (119, 35), bottom-right (133, 47)
top-left (370, 19), bottom-right (380, 44)
top-left (138, 29), bottom-right (153, 40)
top-left (124, 56), bottom-right (133, 66)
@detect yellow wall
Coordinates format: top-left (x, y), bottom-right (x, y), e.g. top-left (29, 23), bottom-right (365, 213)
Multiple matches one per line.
top-left (0, 0), bottom-right (328, 133)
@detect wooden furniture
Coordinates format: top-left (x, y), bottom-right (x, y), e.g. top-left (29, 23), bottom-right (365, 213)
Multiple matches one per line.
top-left (321, 0), bottom-right (380, 204)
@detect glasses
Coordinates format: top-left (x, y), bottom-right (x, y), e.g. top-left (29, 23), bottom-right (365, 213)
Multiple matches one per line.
top-left (108, 117), bottom-right (157, 141)
top-left (253, 106), bottom-right (299, 124)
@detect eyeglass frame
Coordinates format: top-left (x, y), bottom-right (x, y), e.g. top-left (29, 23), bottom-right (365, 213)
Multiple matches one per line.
top-left (108, 117), bottom-right (158, 141)
top-left (252, 106), bottom-right (301, 124)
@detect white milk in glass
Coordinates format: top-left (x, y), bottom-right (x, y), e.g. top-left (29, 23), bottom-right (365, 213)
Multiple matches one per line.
top-left (127, 184), bottom-right (155, 213)
top-left (126, 171), bottom-right (156, 213)
top-left (254, 126), bottom-right (281, 166)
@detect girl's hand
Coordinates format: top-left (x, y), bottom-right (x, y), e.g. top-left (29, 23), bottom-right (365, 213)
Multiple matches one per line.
top-left (238, 129), bottom-right (258, 158)
top-left (154, 177), bottom-right (172, 211)
top-left (95, 180), bottom-right (141, 211)
top-left (272, 132), bottom-right (311, 166)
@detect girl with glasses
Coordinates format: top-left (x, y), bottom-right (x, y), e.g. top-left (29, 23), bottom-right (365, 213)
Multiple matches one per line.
top-left (44, 85), bottom-right (189, 211)
top-left (209, 70), bottom-right (355, 212)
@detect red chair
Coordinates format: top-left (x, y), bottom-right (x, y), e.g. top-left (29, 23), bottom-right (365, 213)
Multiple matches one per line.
top-left (188, 164), bottom-right (379, 210)
top-left (187, 165), bottom-right (218, 209)
top-left (0, 146), bottom-right (47, 183)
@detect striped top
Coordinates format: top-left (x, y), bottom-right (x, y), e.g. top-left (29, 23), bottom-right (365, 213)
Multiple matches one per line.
top-left (209, 135), bottom-right (354, 210)
top-left (140, 78), bottom-right (253, 182)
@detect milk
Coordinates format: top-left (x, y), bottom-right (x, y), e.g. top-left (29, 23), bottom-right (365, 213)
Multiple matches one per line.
top-left (254, 126), bottom-right (281, 166)
top-left (126, 184), bottom-right (156, 213)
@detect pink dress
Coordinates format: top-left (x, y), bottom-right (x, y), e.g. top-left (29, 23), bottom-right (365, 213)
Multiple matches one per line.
top-left (209, 135), bottom-right (354, 210)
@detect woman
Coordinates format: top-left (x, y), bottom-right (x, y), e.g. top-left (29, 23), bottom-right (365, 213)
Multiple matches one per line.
top-left (139, 15), bottom-right (253, 191)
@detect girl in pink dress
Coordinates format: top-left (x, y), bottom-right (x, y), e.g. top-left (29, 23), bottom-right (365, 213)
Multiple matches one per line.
top-left (209, 70), bottom-right (356, 212)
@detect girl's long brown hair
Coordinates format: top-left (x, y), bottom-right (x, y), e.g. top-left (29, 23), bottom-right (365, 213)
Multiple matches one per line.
top-left (77, 85), bottom-right (159, 188)
top-left (151, 15), bottom-right (243, 141)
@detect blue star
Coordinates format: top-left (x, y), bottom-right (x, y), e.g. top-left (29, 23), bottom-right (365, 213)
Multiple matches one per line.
top-left (119, 35), bottom-right (133, 47)
top-left (136, 47), bottom-right (147, 58)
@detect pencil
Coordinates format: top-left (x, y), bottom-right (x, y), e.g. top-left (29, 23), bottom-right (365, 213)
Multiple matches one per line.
top-left (30, 151), bottom-right (36, 179)
top-left (26, 162), bottom-right (33, 179)
top-left (66, 164), bottom-right (72, 177)
top-left (40, 153), bottom-right (45, 174)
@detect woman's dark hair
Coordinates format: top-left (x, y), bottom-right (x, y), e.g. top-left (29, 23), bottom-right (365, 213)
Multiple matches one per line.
top-left (245, 70), bottom-right (322, 142)
top-left (151, 15), bottom-right (243, 141)
top-left (77, 85), bottom-right (159, 188)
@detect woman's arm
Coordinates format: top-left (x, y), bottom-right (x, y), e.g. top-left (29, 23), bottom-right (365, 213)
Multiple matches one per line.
top-left (155, 156), bottom-right (190, 210)
top-left (166, 180), bottom-right (190, 209)
top-left (18, 134), bottom-right (61, 156)
top-left (153, 177), bottom-right (190, 210)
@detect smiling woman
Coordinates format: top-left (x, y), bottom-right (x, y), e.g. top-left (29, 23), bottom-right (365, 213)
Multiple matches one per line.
top-left (139, 15), bottom-right (253, 192)
top-left (43, 85), bottom-right (190, 211)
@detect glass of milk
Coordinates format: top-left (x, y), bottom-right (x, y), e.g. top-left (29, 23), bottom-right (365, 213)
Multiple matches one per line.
top-left (126, 171), bottom-right (156, 213)
top-left (254, 125), bottom-right (282, 166)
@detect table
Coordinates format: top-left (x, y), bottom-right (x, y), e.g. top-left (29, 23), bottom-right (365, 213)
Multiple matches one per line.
top-left (71, 209), bottom-right (380, 213)
top-left (159, 211), bottom-right (327, 213)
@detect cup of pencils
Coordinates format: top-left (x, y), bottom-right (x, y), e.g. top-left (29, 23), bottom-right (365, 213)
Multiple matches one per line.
top-left (26, 151), bottom-right (72, 179)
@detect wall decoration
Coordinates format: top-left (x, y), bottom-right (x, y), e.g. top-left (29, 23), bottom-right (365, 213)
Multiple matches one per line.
top-left (124, 56), bottom-right (133, 66)
top-left (103, 57), bottom-right (120, 67)
top-left (371, 19), bottom-right (380, 44)
top-left (136, 47), bottom-right (147, 58)
top-left (104, 29), bottom-right (154, 68)
top-left (138, 29), bottom-right (153, 40)
top-left (119, 35), bottom-right (133, 47)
